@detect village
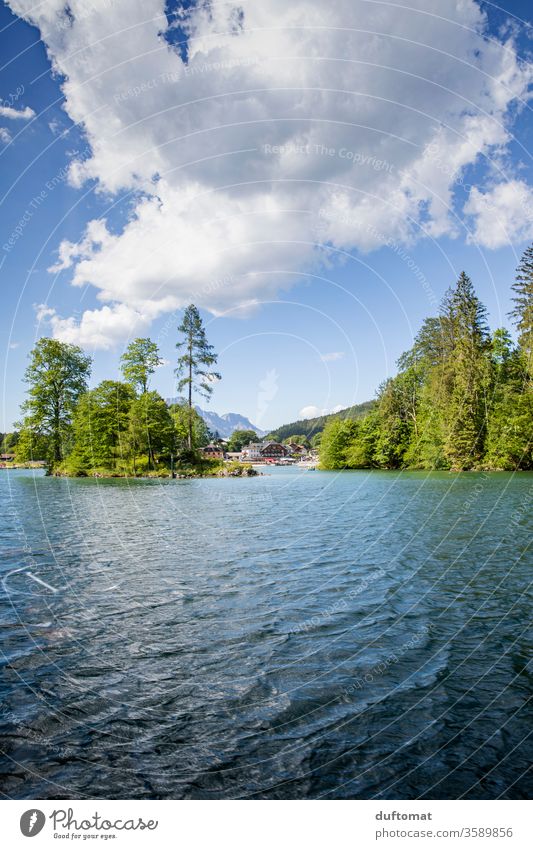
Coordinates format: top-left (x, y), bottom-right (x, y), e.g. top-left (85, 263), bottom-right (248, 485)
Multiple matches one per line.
top-left (0, 439), bottom-right (320, 471)
top-left (200, 439), bottom-right (319, 466)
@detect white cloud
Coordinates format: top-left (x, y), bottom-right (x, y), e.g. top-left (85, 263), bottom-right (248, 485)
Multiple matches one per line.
top-left (464, 180), bottom-right (533, 249)
top-left (35, 302), bottom-right (153, 350)
top-left (8, 0), bottom-right (533, 346)
top-left (0, 104), bottom-right (35, 120)
top-left (0, 128), bottom-right (11, 144)
top-left (320, 351), bottom-right (345, 362)
top-left (299, 404), bottom-right (344, 419)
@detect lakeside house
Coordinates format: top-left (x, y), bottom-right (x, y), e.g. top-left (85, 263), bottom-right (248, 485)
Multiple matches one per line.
top-left (0, 453), bottom-right (46, 469)
top-left (199, 440), bottom-right (317, 465)
top-left (261, 442), bottom-right (289, 459)
top-left (240, 441), bottom-right (289, 461)
top-left (200, 444), bottom-right (226, 460)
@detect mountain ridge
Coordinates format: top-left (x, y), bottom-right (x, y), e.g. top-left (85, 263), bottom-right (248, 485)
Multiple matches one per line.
top-left (266, 401), bottom-right (375, 441)
top-left (165, 398), bottom-right (266, 438)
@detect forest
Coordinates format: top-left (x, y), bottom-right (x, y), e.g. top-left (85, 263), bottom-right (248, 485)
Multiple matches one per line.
top-left (13, 305), bottom-right (222, 476)
top-left (319, 247), bottom-right (533, 471)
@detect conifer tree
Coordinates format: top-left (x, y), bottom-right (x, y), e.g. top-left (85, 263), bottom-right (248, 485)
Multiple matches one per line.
top-left (175, 305), bottom-right (220, 451)
top-left (441, 273), bottom-right (491, 469)
top-left (510, 245), bottom-right (533, 375)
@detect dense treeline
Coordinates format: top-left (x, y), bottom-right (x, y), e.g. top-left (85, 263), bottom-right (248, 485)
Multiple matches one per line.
top-left (320, 250), bottom-right (533, 471)
top-left (15, 305), bottom-right (220, 476)
top-left (0, 431), bottom-right (19, 453)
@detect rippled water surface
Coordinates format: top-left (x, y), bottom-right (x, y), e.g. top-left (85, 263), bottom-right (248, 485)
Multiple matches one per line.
top-left (0, 468), bottom-right (531, 799)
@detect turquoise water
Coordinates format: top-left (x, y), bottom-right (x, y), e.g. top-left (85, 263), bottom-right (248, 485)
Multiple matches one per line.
top-left (0, 467), bottom-right (531, 799)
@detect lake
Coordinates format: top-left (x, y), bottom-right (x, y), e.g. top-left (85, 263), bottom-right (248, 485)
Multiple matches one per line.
top-left (0, 467), bottom-right (531, 799)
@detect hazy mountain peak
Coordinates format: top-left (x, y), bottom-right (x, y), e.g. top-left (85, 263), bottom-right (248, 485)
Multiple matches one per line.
top-left (165, 398), bottom-right (265, 438)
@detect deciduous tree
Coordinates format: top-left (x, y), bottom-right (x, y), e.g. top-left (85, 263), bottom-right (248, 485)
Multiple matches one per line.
top-left (21, 338), bottom-right (91, 466)
top-left (120, 338), bottom-right (163, 395)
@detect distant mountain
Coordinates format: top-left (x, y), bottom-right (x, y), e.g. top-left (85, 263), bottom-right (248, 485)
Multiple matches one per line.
top-left (166, 398), bottom-right (266, 438)
top-left (267, 401), bottom-right (375, 442)
top-left (197, 408), bottom-right (267, 439)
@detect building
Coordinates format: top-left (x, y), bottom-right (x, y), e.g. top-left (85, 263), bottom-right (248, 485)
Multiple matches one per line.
top-left (240, 442), bottom-right (265, 461)
top-left (260, 442), bottom-right (289, 459)
top-left (241, 441), bottom-right (290, 461)
top-left (200, 445), bottom-right (225, 460)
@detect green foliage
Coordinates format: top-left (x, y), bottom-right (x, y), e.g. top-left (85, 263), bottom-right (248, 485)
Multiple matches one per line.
top-left (319, 419), bottom-right (360, 469)
top-left (320, 259), bottom-right (533, 472)
top-left (226, 429), bottom-right (259, 452)
top-left (510, 245), bottom-right (533, 375)
top-left (176, 304), bottom-right (220, 450)
top-left (14, 427), bottom-right (49, 463)
top-left (0, 431), bottom-right (19, 453)
top-left (440, 273), bottom-right (491, 469)
top-left (120, 338), bottom-right (163, 394)
top-left (282, 434), bottom-right (311, 448)
top-left (70, 381), bottom-right (135, 470)
top-left (485, 387), bottom-right (533, 470)
top-left (128, 391), bottom-right (175, 469)
top-left (268, 401), bottom-right (375, 442)
top-left (344, 412), bottom-right (380, 468)
top-left (15, 333), bottom-right (221, 476)
top-left (20, 338), bottom-right (92, 466)
top-left (169, 401), bottom-right (210, 455)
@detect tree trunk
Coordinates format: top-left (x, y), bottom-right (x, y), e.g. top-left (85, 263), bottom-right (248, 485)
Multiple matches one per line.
top-left (53, 400), bottom-right (62, 463)
top-left (187, 340), bottom-right (193, 451)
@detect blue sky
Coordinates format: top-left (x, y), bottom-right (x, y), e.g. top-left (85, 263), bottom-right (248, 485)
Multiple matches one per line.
top-left (1, 0), bottom-right (533, 431)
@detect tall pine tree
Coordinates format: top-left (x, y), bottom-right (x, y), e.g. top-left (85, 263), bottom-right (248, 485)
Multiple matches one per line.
top-left (441, 273), bottom-right (491, 469)
top-left (175, 305), bottom-right (220, 452)
top-left (510, 245), bottom-right (533, 377)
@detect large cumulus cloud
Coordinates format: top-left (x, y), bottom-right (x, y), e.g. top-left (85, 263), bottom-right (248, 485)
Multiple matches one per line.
top-left (8, 0), bottom-right (533, 346)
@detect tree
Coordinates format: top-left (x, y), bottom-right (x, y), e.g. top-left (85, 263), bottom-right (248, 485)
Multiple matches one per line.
top-left (345, 410), bottom-right (380, 467)
top-left (120, 338), bottom-right (163, 395)
top-left (282, 434), bottom-right (311, 448)
top-left (227, 429), bottom-right (258, 452)
top-left (485, 329), bottom-right (532, 469)
top-left (14, 428), bottom-right (49, 463)
top-left (70, 381), bottom-right (135, 471)
top-left (20, 338), bottom-right (91, 466)
top-left (176, 305), bottom-right (220, 451)
top-left (510, 245), bottom-right (533, 375)
top-left (439, 273), bottom-right (491, 469)
top-left (0, 431), bottom-right (19, 453)
top-left (372, 377), bottom-right (414, 468)
top-left (319, 418), bottom-right (359, 469)
top-left (128, 391), bottom-right (175, 470)
top-left (169, 401), bottom-right (210, 456)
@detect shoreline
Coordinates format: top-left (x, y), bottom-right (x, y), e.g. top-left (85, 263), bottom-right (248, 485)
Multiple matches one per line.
top-left (3, 465), bottom-right (529, 477)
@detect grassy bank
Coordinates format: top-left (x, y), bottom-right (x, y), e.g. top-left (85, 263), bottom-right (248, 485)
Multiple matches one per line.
top-left (52, 458), bottom-right (259, 478)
